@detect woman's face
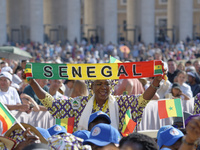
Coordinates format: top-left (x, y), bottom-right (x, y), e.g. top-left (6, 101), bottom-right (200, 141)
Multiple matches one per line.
top-left (92, 80), bottom-right (110, 102)
top-left (177, 73), bottom-right (186, 85)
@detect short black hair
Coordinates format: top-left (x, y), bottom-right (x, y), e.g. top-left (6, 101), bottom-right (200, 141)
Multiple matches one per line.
top-left (119, 133), bottom-right (158, 150)
top-left (64, 80), bottom-right (74, 84)
top-left (167, 58), bottom-right (176, 63)
top-left (185, 60), bottom-right (192, 65)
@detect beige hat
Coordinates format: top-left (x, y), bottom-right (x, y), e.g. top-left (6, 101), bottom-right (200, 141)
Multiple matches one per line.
top-left (0, 136), bottom-right (16, 150)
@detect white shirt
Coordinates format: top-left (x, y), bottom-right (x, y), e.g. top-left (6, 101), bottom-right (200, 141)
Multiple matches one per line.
top-left (0, 87), bottom-right (21, 105)
top-left (53, 91), bottom-right (68, 99)
top-left (180, 83), bottom-right (193, 98)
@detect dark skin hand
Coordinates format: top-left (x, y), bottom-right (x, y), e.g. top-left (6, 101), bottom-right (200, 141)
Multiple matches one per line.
top-left (13, 128), bottom-right (40, 150)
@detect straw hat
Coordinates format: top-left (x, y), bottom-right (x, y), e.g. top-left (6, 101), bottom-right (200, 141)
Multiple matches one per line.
top-left (0, 136), bottom-right (16, 150)
top-left (4, 123), bottom-right (48, 144)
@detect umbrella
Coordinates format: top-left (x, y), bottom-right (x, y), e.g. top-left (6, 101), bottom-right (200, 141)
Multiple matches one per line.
top-left (0, 46), bottom-right (32, 60)
top-left (120, 46), bottom-right (130, 54)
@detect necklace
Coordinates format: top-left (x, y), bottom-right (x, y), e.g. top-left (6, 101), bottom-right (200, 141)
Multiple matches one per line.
top-left (93, 98), bottom-right (108, 112)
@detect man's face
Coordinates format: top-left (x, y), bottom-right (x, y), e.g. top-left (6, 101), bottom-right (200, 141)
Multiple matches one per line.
top-left (0, 77), bottom-right (11, 92)
top-left (50, 79), bottom-right (62, 91)
top-left (67, 81), bottom-right (74, 89)
top-left (36, 79), bottom-right (48, 88)
top-left (92, 80), bottom-right (110, 102)
top-left (188, 75), bottom-right (195, 84)
top-left (168, 61), bottom-right (176, 74)
top-left (194, 62), bottom-right (200, 72)
top-left (21, 61), bottom-right (27, 69)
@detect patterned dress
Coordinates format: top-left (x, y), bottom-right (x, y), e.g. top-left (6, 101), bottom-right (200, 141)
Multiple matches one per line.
top-left (40, 92), bottom-right (149, 132)
top-left (193, 93), bottom-right (200, 114)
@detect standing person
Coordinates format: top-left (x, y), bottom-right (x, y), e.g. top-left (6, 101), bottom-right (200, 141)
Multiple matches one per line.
top-left (25, 71), bottom-right (164, 132)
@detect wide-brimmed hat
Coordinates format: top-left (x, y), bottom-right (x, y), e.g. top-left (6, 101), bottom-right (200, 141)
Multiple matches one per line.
top-left (0, 136), bottom-right (16, 150)
top-left (4, 123), bottom-right (48, 144)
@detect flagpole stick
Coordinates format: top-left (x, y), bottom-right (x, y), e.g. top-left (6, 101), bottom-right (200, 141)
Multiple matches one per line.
top-left (1, 102), bottom-right (26, 131)
top-left (179, 98), bottom-right (185, 129)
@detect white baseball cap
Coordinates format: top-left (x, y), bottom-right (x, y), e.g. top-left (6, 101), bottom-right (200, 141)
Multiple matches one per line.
top-left (0, 72), bottom-right (12, 81)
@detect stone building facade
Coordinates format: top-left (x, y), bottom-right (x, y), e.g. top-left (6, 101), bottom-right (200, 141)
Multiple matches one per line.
top-left (0, 0), bottom-right (199, 46)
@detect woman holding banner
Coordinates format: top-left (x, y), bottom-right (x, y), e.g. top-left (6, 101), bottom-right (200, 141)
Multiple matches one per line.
top-left (25, 76), bottom-right (163, 133)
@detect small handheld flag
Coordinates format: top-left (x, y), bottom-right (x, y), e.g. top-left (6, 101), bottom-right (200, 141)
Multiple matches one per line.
top-left (0, 102), bottom-right (16, 134)
top-left (109, 56), bottom-right (122, 63)
top-left (158, 99), bottom-right (183, 119)
top-left (56, 117), bottom-right (75, 133)
top-left (121, 109), bottom-right (136, 136)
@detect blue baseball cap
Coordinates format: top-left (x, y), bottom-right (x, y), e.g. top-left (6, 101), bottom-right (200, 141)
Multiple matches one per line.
top-left (157, 126), bottom-right (184, 149)
top-left (88, 111), bottom-right (111, 128)
top-left (47, 125), bottom-right (67, 136)
top-left (157, 125), bottom-right (172, 139)
top-left (160, 148), bottom-right (172, 150)
top-left (36, 127), bottom-right (51, 139)
top-left (73, 130), bottom-right (90, 140)
top-left (83, 123), bottom-right (121, 146)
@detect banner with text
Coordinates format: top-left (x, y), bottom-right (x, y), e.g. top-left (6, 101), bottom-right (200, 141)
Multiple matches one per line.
top-left (25, 60), bottom-right (163, 80)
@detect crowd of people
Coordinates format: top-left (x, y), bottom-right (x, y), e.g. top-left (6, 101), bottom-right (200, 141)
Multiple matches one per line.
top-left (1, 40), bottom-right (200, 149)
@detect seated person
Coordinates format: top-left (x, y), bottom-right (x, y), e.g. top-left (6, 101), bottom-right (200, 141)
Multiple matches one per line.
top-left (171, 83), bottom-right (190, 100)
top-left (83, 123), bottom-right (120, 150)
top-left (73, 130), bottom-right (90, 140)
top-left (114, 79), bottom-right (144, 95)
top-left (71, 80), bottom-right (88, 98)
top-left (0, 72), bottom-right (30, 112)
top-left (88, 111), bottom-right (111, 131)
top-left (48, 79), bottom-right (66, 99)
top-left (175, 71), bottom-right (193, 98)
top-left (119, 132), bottom-right (158, 150)
top-left (157, 125), bottom-right (184, 150)
top-left (23, 79), bottom-right (48, 111)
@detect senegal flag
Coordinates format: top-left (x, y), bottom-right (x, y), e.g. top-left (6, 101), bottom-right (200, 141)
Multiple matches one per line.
top-left (109, 56), bottom-right (122, 63)
top-left (154, 60), bottom-right (163, 75)
top-left (121, 109), bottom-right (136, 136)
top-left (0, 102), bottom-right (16, 134)
top-left (56, 117), bottom-right (75, 133)
top-left (158, 99), bottom-right (183, 119)
top-left (25, 63), bottom-right (33, 78)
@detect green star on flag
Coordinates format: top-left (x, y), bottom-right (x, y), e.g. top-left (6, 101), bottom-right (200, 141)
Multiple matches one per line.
top-left (169, 106), bottom-right (173, 110)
